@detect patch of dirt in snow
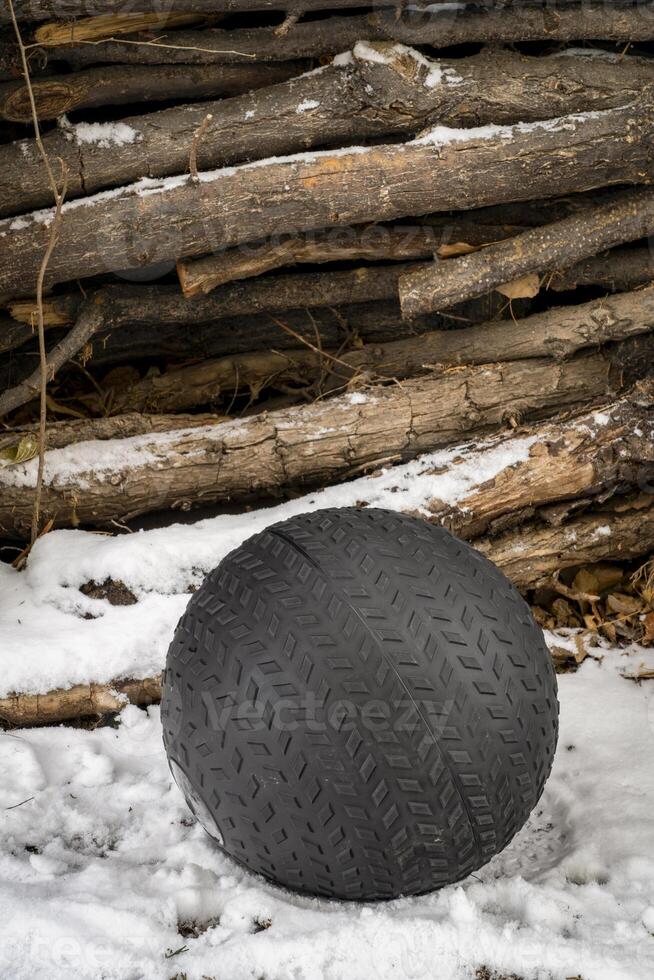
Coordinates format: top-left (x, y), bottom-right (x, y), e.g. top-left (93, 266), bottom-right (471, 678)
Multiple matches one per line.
top-left (0, 653), bottom-right (653, 980)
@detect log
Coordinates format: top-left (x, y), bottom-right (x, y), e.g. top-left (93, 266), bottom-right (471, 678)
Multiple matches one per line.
top-left (0, 335), bottom-right (648, 536)
top-left (477, 493), bottom-right (654, 590)
top-left (5, 45), bottom-right (652, 218)
top-left (40, 4), bottom-right (654, 69)
top-left (400, 187), bottom-right (654, 317)
top-left (34, 11), bottom-right (214, 45)
top-left (40, 14), bottom-right (374, 67)
top-left (430, 381), bottom-right (654, 541)
top-left (2, 97), bottom-right (652, 301)
top-left (0, 412), bottom-right (222, 454)
top-left (0, 61), bottom-right (308, 123)
top-left (176, 221), bottom-right (519, 294)
top-left (0, 0), bottom-right (397, 25)
top-left (374, 2), bottom-right (654, 46)
top-left (548, 246), bottom-right (654, 293)
top-left (105, 286), bottom-right (654, 414)
top-left (0, 675), bottom-right (162, 728)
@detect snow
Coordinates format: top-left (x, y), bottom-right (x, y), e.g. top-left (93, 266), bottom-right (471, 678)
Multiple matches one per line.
top-left (64, 120), bottom-right (141, 148)
top-left (0, 652), bottom-right (652, 979)
top-left (0, 105), bottom-right (611, 235)
top-left (1, 424), bottom-right (653, 978)
top-left (296, 99), bottom-right (320, 113)
top-left (0, 431), bottom-right (536, 698)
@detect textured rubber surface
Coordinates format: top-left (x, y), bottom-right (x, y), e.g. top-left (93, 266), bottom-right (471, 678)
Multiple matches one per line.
top-left (162, 508), bottom-right (559, 901)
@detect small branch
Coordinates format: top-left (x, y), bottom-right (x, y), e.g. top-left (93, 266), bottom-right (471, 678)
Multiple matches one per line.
top-left (189, 112), bottom-right (213, 181)
top-left (0, 299), bottom-right (106, 420)
top-left (7, 0), bottom-right (68, 547)
top-left (275, 10), bottom-right (303, 35)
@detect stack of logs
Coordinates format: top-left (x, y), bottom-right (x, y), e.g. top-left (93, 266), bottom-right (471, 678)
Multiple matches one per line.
top-left (2, 0), bottom-right (654, 723)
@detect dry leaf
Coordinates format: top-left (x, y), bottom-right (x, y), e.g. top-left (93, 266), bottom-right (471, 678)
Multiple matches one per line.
top-left (0, 435), bottom-right (38, 468)
top-left (606, 592), bottom-right (643, 616)
top-left (643, 612), bottom-right (654, 646)
top-left (495, 272), bottom-right (541, 300)
top-left (437, 241), bottom-right (482, 259)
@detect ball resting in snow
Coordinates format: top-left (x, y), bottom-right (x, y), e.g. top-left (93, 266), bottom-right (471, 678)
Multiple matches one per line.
top-left (161, 508), bottom-right (559, 901)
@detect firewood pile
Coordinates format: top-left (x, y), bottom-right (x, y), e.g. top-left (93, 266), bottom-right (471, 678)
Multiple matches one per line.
top-left (2, 0), bottom-right (654, 722)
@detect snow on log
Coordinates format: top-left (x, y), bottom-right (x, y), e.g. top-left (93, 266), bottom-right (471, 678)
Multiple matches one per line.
top-left (4, 45), bottom-right (652, 217)
top-left (1, 334), bottom-right (651, 535)
top-left (1, 99), bottom-right (651, 301)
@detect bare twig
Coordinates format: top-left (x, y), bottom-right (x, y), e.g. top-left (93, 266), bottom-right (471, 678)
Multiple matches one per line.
top-left (0, 300), bottom-right (105, 420)
top-left (275, 10), bottom-right (303, 35)
top-left (189, 112), bottom-right (213, 181)
top-left (7, 0), bottom-right (69, 547)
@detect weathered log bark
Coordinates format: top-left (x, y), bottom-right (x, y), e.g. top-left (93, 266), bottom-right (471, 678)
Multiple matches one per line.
top-left (105, 286), bottom-right (654, 414)
top-left (1, 335), bottom-right (648, 536)
top-left (0, 412), bottom-right (222, 454)
top-left (39, 15), bottom-right (374, 66)
top-left (34, 10), bottom-right (215, 45)
top-left (1, 295), bottom-right (499, 381)
top-left (176, 221), bottom-right (522, 293)
top-left (39, 4), bottom-right (654, 70)
top-left (477, 493), bottom-right (654, 591)
top-left (0, 0), bottom-right (396, 25)
top-left (400, 187), bottom-right (654, 316)
top-left (429, 381), bottom-right (654, 541)
top-left (5, 45), bottom-right (652, 218)
top-left (548, 246), bottom-right (654, 293)
top-left (178, 226), bottom-right (440, 295)
top-left (0, 675), bottom-right (162, 728)
top-left (374, 2), bottom-right (654, 46)
top-left (2, 98), bottom-right (651, 301)
top-left (0, 61), bottom-right (308, 123)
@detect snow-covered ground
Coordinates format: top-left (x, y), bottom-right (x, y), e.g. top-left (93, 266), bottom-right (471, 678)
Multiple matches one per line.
top-left (1, 438), bottom-right (653, 979)
top-left (0, 653), bottom-right (652, 980)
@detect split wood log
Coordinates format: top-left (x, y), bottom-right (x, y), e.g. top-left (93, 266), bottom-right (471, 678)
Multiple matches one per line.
top-left (374, 2), bottom-right (654, 46)
top-left (0, 298), bottom-right (105, 419)
top-left (0, 335), bottom-right (649, 536)
top-left (429, 381), bottom-right (654, 541)
top-left (476, 493), bottom-right (654, 591)
top-left (400, 187), bottom-right (654, 317)
top-left (105, 286), bottom-right (654, 414)
top-left (2, 97), bottom-right (651, 301)
top-left (0, 61), bottom-right (308, 123)
top-left (34, 11), bottom-right (215, 45)
top-left (7, 45), bottom-right (647, 218)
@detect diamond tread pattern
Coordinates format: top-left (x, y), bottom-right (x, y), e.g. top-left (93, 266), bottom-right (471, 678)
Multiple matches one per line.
top-left (161, 508), bottom-right (559, 900)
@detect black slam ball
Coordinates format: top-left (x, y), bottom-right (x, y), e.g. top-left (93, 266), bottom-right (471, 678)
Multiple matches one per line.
top-left (162, 508), bottom-right (558, 901)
